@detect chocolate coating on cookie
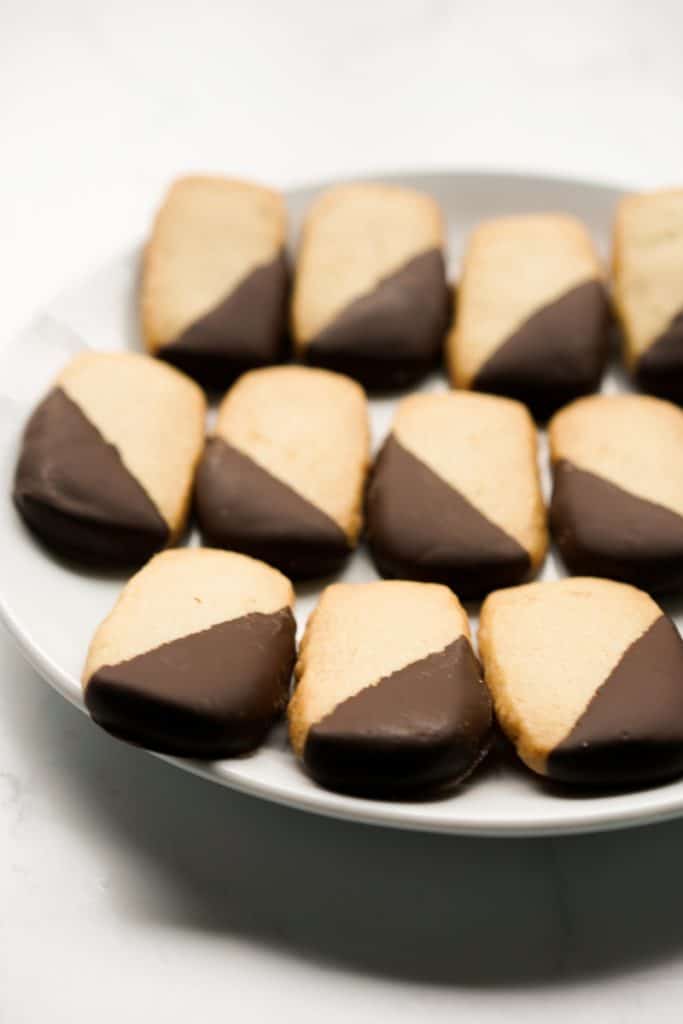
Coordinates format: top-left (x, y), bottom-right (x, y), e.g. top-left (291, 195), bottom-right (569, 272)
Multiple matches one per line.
top-left (289, 580), bottom-right (492, 796)
top-left (472, 279), bottom-right (609, 421)
top-left (304, 636), bottom-right (492, 796)
top-left (551, 459), bottom-right (683, 592)
top-left (613, 189), bottom-right (683, 401)
top-left (158, 251), bottom-right (289, 391)
top-left (87, 608), bottom-right (296, 758)
top-left (479, 577), bottom-right (683, 787)
top-left (366, 435), bottom-right (530, 597)
top-left (83, 549), bottom-right (296, 757)
top-left (635, 312), bottom-right (683, 404)
top-left (142, 176), bottom-right (288, 390)
top-left (196, 438), bottom-right (350, 579)
top-left (194, 366), bottom-right (369, 580)
top-left (14, 387), bottom-right (168, 567)
top-left (303, 249), bottom-right (449, 390)
top-left (13, 352), bottom-right (205, 568)
top-left (292, 183), bottom-right (448, 390)
top-left (449, 214), bottom-right (607, 418)
top-left (549, 394), bottom-right (683, 593)
top-left (548, 614), bottom-right (683, 785)
top-left (365, 392), bottom-right (546, 598)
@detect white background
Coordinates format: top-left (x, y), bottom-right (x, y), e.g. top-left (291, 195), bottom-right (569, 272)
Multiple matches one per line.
top-left (2, 2), bottom-right (683, 1020)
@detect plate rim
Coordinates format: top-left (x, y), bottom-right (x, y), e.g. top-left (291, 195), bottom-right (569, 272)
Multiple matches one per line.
top-left (8, 165), bottom-right (683, 839)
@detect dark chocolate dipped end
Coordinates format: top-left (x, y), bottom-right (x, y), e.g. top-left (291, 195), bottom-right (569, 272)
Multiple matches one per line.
top-left (472, 279), bottom-right (610, 421)
top-left (86, 609), bottom-right (296, 758)
top-left (158, 251), bottom-right (290, 392)
top-left (635, 312), bottom-right (683, 404)
top-left (195, 438), bottom-right (351, 580)
top-left (365, 435), bottom-right (532, 598)
top-left (303, 249), bottom-right (450, 391)
top-left (551, 459), bottom-right (683, 593)
top-left (548, 615), bottom-right (683, 786)
top-left (13, 388), bottom-right (168, 569)
top-left (303, 636), bottom-right (493, 797)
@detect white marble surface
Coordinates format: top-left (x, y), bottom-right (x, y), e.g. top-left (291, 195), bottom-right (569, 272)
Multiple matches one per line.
top-left (3, 2), bottom-right (683, 1019)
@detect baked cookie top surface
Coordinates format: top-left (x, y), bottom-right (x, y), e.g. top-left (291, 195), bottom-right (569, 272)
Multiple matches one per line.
top-left (479, 577), bottom-right (663, 773)
top-left (292, 182), bottom-right (445, 345)
top-left (57, 351), bottom-right (206, 531)
top-left (391, 391), bottom-right (546, 565)
top-left (550, 393), bottom-right (683, 519)
top-left (613, 189), bottom-right (683, 362)
top-left (142, 175), bottom-right (287, 352)
top-left (450, 213), bottom-right (603, 388)
top-left (83, 547), bottom-right (294, 684)
top-left (289, 579), bottom-right (469, 756)
top-left (213, 365), bottom-right (370, 540)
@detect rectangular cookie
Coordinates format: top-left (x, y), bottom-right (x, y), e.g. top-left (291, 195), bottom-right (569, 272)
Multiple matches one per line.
top-left (366, 391), bottom-right (547, 597)
top-left (13, 352), bottom-right (205, 567)
top-left (613, 189), bottom-right (683, 402)
top-left (288, 580), bottom-right (492, 796)
top-left (195, 365), bottom-right (370, 579)
top-left (448, 213), bottom-right (608, 420)
top-left (479, 577), bottom-right (683, 786)
top-left (291, 182), bottom-right (449, 389)
top-left (141, 175), bottom-right (288, 390)
top-left (549, 393), bottom-right (683, 592)
top-left (83, 549), bottom-right (296, 757)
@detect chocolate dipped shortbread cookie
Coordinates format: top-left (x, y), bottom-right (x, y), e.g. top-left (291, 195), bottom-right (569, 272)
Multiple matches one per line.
top-left (448, 213), bottom-right (609, 419)
top-left (195, 366), bottom-right (370, 578)
top-left (13, 352), bottom-right (205, 568)
top-left (550, 394), bottom-right (683, 592)
top-left (366, 392), bottom-right (547, 597)
top-left (83, 549), bottom-right (296, 757)
top-left (613, 189), bottom-right (683, 403)
top-left (291, 183), bottom-right (449, 389)
top-left (479, 577), bottom-right (683, 786)
top-left (289, 580), bottom-right (492, 796)
top-left (142, 176), bottom-right (289, 389)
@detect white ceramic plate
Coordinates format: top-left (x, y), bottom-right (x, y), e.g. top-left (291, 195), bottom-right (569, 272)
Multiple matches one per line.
top-left (4, 169), bottom-right (683, 837)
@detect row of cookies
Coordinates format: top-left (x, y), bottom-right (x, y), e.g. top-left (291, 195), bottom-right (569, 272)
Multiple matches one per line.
top-left (13, 351), bottom-right (683, 596)
top-left (369, 388), bottom-right (683, 596)
top-left (141, 174), bottom-right (683, 412)
top-left (11, 352), bottom-right (368, 575)
top-left (82, 549), bottom-right (683, 795)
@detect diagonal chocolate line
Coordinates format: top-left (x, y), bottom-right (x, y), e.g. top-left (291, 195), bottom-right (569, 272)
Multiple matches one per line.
top-left (303, 248), bottom-right (449, 389)
top-left (551, 458), bottom-right (683, 593)
top-left (159, 250), bottom-right (289, 390)
top-left (303, 635), bottom-right (492, 796)
top-left (366, 434), bottom-right (530, 598)
top-left (636, 310), bottom-right (683, 404)
top-left (472, 279), bottom-right (609, 420)
top-left (195, 437), bottom-right (351, 580)
top-left (13, 387), bottom-right (168, 567)
top-left (86, 608), bottom-right (296, 758)
top-left (548, 614), bottom-right (683, 785)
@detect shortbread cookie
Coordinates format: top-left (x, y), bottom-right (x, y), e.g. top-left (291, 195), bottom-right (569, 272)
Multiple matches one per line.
top-left (366, 392), bottom-right (547, 597)
top-left (613, 189), bottom-right (683, 402)
top-left (479, 578), bottom-right (683, 785)
top-left (550, 394), bottom-right (683, 592)
top-left (291, 183), bottom-right (449, 389)
top-left (289, 581), bottom-right (492, 795)
top-left (83, 549), bottom-right (296, 757)
top-left (195, 366), bottom-right (370, 578)
top-left (13, 352), bottom-right (205, 567)
top-left (142, 176), bottom-right (289, 389)
top-left (448, 214), bottom-right (609, 420)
